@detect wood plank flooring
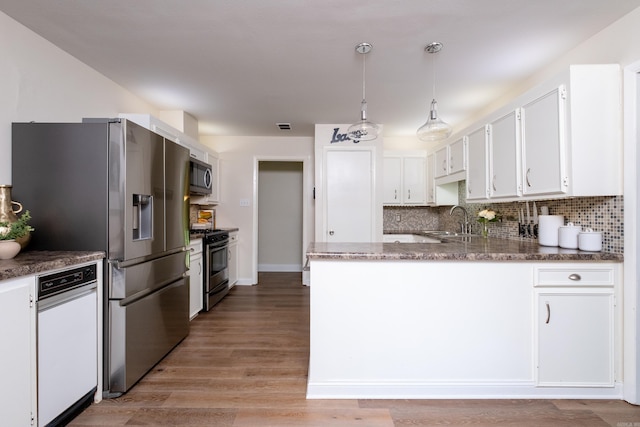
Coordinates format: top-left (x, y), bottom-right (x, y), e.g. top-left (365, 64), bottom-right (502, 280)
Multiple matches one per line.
top-left (71, 272), bottom-right (640, 426)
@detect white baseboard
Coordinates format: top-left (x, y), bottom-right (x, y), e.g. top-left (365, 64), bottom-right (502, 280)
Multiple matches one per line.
top-left (306, 380), bottom-right (624, 400)
top-left (258, 264), bottom-right (302, 272)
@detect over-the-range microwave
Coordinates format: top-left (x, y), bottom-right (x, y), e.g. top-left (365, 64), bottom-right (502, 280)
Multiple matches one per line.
top-left (189, 158), bottom-right (213, 195)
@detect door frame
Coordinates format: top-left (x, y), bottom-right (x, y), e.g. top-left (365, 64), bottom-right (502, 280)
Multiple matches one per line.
top-left (623, 60), bottom-right (640, 404)
top-left (251, 155), bottom-right (312, 284)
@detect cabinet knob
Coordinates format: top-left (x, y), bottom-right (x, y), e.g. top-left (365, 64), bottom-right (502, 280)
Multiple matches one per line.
top-left (329, 230), bottom-right (335, 236)
top-left (568, 273), bottom-right (581, 281)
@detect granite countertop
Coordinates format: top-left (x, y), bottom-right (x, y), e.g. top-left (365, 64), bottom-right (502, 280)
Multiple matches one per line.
top-left (307, 232), bottom-right (623, 262)
top-left (0, 251), bottom-right (105, 281)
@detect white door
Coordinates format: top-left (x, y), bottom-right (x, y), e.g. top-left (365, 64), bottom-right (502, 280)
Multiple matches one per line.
top-left (325, 149), bottom-right (373, 242)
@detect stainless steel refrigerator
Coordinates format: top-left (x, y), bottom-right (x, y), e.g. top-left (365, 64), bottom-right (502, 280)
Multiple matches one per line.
top-left (12, 119), bottom-right (190, 396)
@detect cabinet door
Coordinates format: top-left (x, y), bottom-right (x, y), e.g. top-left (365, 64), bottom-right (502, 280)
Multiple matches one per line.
top-left (433, 146), bottom-right (449, 179)
top-left (536, 290), bottom-right (613, 386)
top-left (228, 232), bottom-right (238, 286)
top-left (402, 157), bottom-right (426, 205)
top-left (449, 138), bottom-right (465, 175)
top-left (466, 127), bottom-right (489, 201)
top-left (0, 276), bottom-right (36, 425)
top-left (189, 252), bottom-right (203, 319)
top-left (489, 111), bottom-right (521, 199)
top-left (521, 87), bottom-right (567, 197)
top-left (383, 157), bottom-right (402, 205)
top-left (426, 154), bottom-right (435, 205)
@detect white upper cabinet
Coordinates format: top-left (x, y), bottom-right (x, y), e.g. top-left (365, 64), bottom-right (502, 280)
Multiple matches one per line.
top-left (383, 152), bottom-right (426, 206)
top-left (449, 138), bottom-right (465, 176)
top-left (383, 156), bottom-right (402, 204)
top-left (489, 111), bottom-right (521, 199)
top-left (464, 64), bottom-right (621, 203)
top-left (520, 87), bottom-right (566, 197)
top-left (466, 127), bottom-right (489, 201)
top-left (434, 139), bottom-right (466, 185)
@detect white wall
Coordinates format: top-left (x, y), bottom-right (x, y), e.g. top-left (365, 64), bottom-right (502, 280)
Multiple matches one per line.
top-left (258, 161), bottom-right (304, 272)
top-left (201, 135), bottom-right (314, 285)
top-left (0, 12), bottom-right (158, 184)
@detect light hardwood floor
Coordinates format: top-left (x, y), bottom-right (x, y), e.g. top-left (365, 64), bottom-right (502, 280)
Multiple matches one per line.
top-left (71, 272), bottom-right (640, 426)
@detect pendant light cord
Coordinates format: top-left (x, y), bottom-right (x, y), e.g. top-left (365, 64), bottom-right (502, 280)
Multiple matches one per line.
top-left (362, 48), bottom-right (367, 102)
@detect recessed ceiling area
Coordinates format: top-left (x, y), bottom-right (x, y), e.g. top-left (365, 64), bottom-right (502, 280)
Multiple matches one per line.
top-left (1, 0), bottom-right (639, 139)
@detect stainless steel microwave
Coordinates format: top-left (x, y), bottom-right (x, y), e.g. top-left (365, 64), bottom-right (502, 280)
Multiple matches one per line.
top-left (189, 158), bottom-right (213, 195)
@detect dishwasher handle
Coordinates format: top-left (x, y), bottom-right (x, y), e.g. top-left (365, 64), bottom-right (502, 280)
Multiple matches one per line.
top-left (37, 283), bottom-right (97, 311)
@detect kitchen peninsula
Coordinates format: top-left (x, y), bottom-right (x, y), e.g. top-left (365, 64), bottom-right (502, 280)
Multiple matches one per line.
top-left (306, 236), bottom-right (623, 400)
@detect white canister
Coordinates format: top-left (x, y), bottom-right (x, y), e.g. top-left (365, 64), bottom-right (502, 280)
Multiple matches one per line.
top-left (538, 215), bottom-right (564, 246)
top-left (578, 228), bottom-right (603, 252)
top-left (558, 222), bottom-right (581, 249)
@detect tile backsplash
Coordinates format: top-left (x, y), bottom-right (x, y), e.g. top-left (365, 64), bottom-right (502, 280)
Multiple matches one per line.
top-left (383, 181), bottom-right (623, 254)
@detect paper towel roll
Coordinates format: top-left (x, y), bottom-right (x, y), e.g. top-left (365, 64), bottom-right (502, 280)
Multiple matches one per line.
top-left (538, 215), bottom-right (564, 246)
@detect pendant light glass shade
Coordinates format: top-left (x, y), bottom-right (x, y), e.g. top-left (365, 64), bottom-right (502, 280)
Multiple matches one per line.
top-left (348, 42), bottom-right (379, 141)
top-left (417, 42), bottom-right (452, 142)
top-left (416, 98), bottom-right (452, 142)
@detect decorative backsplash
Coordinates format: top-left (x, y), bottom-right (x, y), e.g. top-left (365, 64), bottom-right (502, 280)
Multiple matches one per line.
top-left (383, 181), bottom-right (624, 254)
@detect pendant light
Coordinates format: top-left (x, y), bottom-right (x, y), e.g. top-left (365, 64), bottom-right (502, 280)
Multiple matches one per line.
top-left (348, 42), bottom-right (379, 141)
top-left (416, 42), bottom-right (452, 142)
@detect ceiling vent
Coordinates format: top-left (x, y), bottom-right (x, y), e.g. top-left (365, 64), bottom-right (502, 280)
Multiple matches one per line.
top-left (277, 123), bottom-right (291, 131)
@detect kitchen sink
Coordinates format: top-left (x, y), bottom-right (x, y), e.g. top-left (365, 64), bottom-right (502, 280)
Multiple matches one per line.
top-left (382, 234), bottom-right (441, 244)
top-left (423, 231), bottom-right (484, 242)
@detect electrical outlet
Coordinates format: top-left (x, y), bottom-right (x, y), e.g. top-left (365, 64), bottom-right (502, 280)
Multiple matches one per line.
top-left (395, 214), bottom-right (401, 222)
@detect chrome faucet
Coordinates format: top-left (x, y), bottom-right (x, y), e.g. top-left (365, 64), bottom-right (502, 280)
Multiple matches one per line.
top-left (449, 205), bottom-right (470, 234)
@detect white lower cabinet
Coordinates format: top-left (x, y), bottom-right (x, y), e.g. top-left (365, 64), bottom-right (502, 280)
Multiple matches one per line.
top-left (0, 276), bottom-right (37, 426)
top-left (228, 231), bottom-right (238, 287)
top-left (188, 238), bottom-right (203, 319)
top-left (534, 265), bottom-right (617, 387)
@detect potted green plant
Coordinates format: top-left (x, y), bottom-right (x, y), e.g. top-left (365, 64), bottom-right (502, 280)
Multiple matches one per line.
top-left (0, 210), bottom-right (34, 259)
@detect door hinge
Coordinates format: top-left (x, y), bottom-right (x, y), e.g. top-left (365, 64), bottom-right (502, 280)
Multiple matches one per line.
top-left (560, 86), bottom-right (567, 100)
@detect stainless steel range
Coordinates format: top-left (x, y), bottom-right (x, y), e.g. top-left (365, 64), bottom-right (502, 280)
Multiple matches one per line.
top-left (200, 229), bottom-right (230, 311)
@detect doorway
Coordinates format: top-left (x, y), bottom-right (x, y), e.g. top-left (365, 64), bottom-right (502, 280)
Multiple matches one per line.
top-left (257, 161), bottom-right (304, 272)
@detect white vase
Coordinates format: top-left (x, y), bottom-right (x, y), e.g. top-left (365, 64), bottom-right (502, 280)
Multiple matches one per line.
top-left (0, 240), bottom-right (21, 260)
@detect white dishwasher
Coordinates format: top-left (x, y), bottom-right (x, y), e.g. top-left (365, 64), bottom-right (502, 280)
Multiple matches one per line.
top-left (37, 263), bottom-right (98, 427)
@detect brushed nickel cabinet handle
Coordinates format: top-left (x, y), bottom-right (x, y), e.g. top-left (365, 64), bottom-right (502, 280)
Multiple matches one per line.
top-left (568, 273), bottom-right (581, 281)
top-left (408, 189), bottom-right (411, 200)
top-left (442, 159), bottom-right (447, 172)
top-left (492, 175), bottom-right (497, 191)
top-left (526, 168), bottom-right (532, 187)
top-left (394, 189), bottom-right (397, 200)
top-left (545, 302), bottom-right (551, 324)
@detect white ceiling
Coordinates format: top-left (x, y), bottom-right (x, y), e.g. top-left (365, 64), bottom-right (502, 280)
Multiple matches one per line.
top-left (2, 0), bottom-right (640, 139)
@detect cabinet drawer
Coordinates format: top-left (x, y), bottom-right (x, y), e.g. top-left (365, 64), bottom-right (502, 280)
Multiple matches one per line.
top-left (229, 232), bottom-right (238, 244)
top-left (534, 266), bottom-right (615, 287)
top-left (188, 238), bottom-right (202, 254)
